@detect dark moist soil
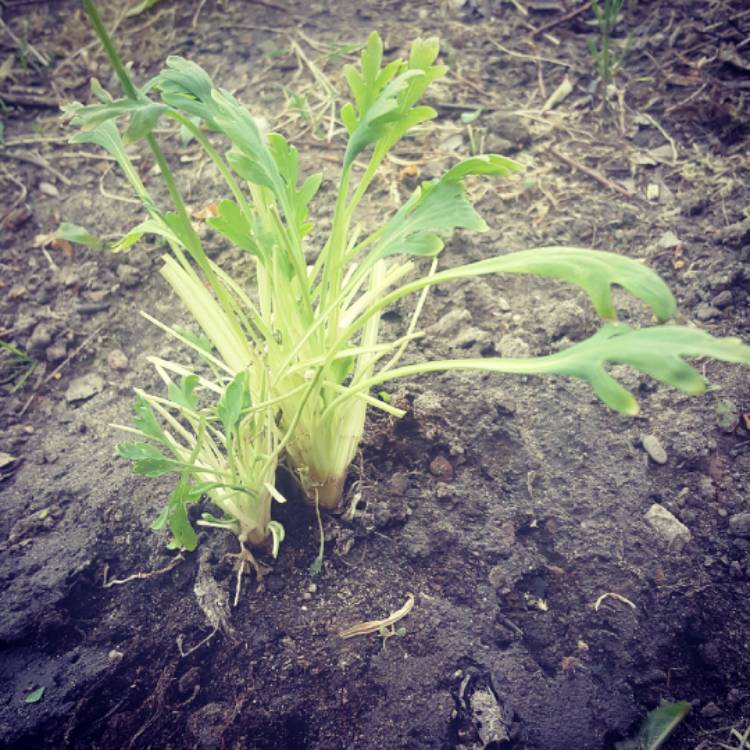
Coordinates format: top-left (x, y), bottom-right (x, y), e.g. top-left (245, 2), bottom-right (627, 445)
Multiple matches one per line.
top-left (1, 1), bottom-right (749, 748)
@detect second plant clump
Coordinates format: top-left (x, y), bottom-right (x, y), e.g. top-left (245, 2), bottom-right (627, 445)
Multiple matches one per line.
top-left (67, 5), bottom-right (750, 584)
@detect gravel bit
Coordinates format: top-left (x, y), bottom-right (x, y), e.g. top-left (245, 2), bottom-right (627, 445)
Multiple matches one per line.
top-left (641, 434), bottom-right (667, 464)
top-left (644, 503), bottom-right (691, 551)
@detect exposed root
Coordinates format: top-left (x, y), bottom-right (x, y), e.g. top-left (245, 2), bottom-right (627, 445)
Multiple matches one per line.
top-left (225, 541), bottom-right (271, 606)
top-left (177, 626), bottom-right (219, 658)
top-left (102, 553), bottom-right (184, 588)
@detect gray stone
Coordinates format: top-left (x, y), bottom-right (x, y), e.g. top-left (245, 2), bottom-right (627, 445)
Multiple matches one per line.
top-left (116, 263), bottom-right (141, 288)
top-left (497, 335), bottom-right (530, 358)
top-left (0, 452), bottom-right (16, 469)
top-left (38, 181), bottom-right (59, 197)
top-left (657, 230), bottom-right (680, 249)
top-left (65, 373), bottom-right (104, 403)
top-left (46, 342), bottom-right (67, 362)
top-left (543, 300), bottom-right (587, 339)
top-left (471, 688), bottom-right (509, 745)
top-left (642, 434), bottom-right (667, 464)
top-left (427, 308), bottom-right (471, 337)
top-left (106, 349), bottom-right (129, 370)
top-left (728, 512), bottom-right (750, 538)
top-left (644, 503), bottom-right (691, 551)
top-left (700, 701), bottom-right (722, 718)
top-left (712, 290), bottom-right (733, 309)
top-left (28, 323), bottom-right (52, 354)
top-left (695, 303), bottom-right (721, 321)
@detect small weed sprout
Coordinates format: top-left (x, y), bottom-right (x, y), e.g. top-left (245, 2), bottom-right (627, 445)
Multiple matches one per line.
top-left (0, 340), bottom-right (36, 392)
top-left (67, 2), bottom-right (750, 574)
top-left (589, 0), bottom-right (629, 85)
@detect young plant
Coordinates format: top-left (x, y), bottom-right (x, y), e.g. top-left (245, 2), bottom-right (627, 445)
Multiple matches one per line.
top-left (113, 359), bottom-right (287, 582)
top-left (589, 0), bottom-right (628, 84)
top-left (70, 3), bottom-right (750, 565)
top-left (0, 340), bottom-right (36, 392)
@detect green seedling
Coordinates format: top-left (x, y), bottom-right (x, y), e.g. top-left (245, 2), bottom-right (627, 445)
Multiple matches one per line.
top-left (589, 0), bottom-right (629, 84)
top-left (0, 340), bottom-right (36, 392)
top-left (24, 686), bottom-right (45, 704)
top-left (616, 700), bottom-right (690, 750)
top-left (70, 2), bottom-right (750, 573)
top-left (378, 623), bottom-right (407, 651)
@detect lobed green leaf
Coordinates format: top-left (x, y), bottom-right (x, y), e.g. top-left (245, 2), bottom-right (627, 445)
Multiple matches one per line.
top-left (151, 475), bottom-right (198, 551)
top-left (368, 155), bottom-right (523, 263)
top-left (132, 395), bottom-right (167, 442)
top-left (168, 374), bottom-right (199, 411)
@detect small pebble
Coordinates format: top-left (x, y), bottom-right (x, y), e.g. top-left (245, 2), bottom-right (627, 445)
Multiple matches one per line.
top-left (712, 290), bottom-right (733, 309)
top-left (46, 342), bottom-right (67, 362)
top-left (0, 452), bottom-right (17, 468)
top-left (28, 323), bottom-right (52, 354)
top-left (429, 455), bottom-right (454, 481)
top-left (700, 701), bottom-right (722, 718)
top-left (116, 263), bottom-right (141, 288)
top-left (695, 303), bottom-right (721, 321)
top-left (642, 434), bottom-right (667, 464)
top-left (657, 230), bottom-right (680, 249)
top-left (107, 349), bottom-right (129, 371)
top-left (644, 503), bottom-right (691, 551)
top-left (65, 373), bottom-right (104, 403)
top-left (38, 181), bottom-right (59, 197)
top-left (8, 285), bottom-right (26, 300)
top-left (728, 512), bottom-right (750, 538)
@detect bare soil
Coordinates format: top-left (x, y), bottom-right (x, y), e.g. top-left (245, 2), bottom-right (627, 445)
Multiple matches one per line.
top-left (1, 1), bottom-right (749, 749)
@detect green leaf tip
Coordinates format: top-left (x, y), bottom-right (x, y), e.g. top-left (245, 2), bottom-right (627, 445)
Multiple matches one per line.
top-left (24, 687), bottom-right (45, 704)
top-left (542, 324), bottom-right (750, 415)
top-left (616, 700), bottom-right (691, 750)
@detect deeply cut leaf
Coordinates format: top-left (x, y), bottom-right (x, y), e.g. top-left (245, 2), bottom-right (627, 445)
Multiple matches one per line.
top-left (368, 155), bottom-right (523, 263)
top-left (352, 324), bottom-right (750, 417)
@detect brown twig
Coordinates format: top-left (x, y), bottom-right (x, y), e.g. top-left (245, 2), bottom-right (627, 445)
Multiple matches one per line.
top-left (0, 90), bottom-right (59, 108)
top-left (18, 323), bottom-right (106, 417)
top-left (2, 149), bottom-right (71, 185)
top-left (0, 18), bottom-right (50, 67)
top-left (0, 168), bottom-right (28, 225)
top-left (548, 146), bottom-right (636, 198)
top-left (529, 1), bottom-right (591, 39)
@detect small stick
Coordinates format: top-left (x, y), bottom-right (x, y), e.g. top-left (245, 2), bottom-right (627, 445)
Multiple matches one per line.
top-left (639, 112), bottom-right (679, 162)
top-left (0, 18), bottom-right (50, 67)
top-left (488, 39), bottom-right (579, 71)
top-left (2, 150), bottom-right (71, 185)
top-left (549, 146), bottom-right (636, 198)
top-left (191, 0), bottom-right (208, 27)
top-left (593, 592), bottom-right (636, 611)
top-left (529, 1), bottom-right (590, 39)
top-left (0, 168), bottom-right (28, 224)
top-left (43, 323), bottom-right (106, 386)
top-left (339, 592), bottom-right (415, 638)
top-left (177, 626), bottom-right (219, 657)
top-left (0, 91), bottom-right (58, 108)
